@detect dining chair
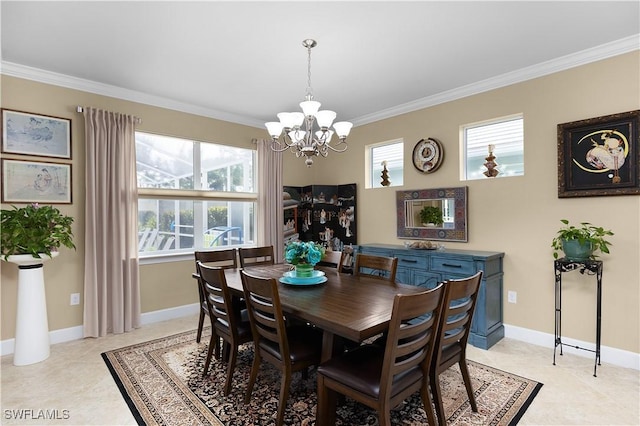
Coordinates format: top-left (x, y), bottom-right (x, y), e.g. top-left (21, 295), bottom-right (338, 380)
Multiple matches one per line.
top-left (430, 271), bottom-right (483, 426)
top-left (316, 284), bottom-right (446, 426)
top-left (194, 249), bottom-right (238, 344)
top-left (240, 270), bottom-right (323, 426)
top-left (353, 253), bottom-right (398, 282)
top-left (318, 250), bottom-right (345, 271)
top-left (196, 262), bottom-right (253, 395)
top-left (239, 246), bottom-right (275, 268)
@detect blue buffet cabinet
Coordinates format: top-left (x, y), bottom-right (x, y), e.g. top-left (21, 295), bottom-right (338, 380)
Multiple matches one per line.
top-left (358, 244), bottom-right (505, 350)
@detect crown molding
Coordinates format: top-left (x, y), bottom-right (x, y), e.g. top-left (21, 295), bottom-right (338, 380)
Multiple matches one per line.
top-left (352, 34), bottom-right (640, 126)
top-left (2, 35), bottom-right (638, 129)
top-left (0, 61), bottom-right (266, 129)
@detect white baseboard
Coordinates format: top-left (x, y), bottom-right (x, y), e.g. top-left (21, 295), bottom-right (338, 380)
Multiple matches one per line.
top-left (1, 303), bottom-right (199, 357)
top-left (139, 302), bottom-right (200, 325)
top-left (2, 308), bottom-right (639, 372)
top-left (504, 324), bottom-right (640, 371)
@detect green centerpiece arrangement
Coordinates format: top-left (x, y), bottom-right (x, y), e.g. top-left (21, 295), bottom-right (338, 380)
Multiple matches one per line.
top-left (1, 203), bottom-right (76, 260)
top-left (284, 240), bottom-right (325, 277)
top-left (551, 219), bottom-right (613, 261)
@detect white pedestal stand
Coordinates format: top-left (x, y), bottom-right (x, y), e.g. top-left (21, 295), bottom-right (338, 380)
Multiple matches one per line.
top-left (6, 252), bottom-right (58, 366)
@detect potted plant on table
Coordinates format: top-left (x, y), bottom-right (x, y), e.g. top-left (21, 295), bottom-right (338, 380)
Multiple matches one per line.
top-left (419, 206), bottom-right (444, 227)
top-left (551, 219), bottom-right (613, 261)
top-left (1, 203), bottom-right (76, 261)
top-left (284, 240), bottom-right (325, 277)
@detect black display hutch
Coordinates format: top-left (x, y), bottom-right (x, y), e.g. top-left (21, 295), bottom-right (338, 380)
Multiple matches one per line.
top-left (283, 184), bottom-right (357, 251)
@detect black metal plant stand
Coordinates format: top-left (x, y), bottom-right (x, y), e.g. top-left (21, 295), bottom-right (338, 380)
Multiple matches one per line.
top-left (553, 258), bottom-right (603, 377)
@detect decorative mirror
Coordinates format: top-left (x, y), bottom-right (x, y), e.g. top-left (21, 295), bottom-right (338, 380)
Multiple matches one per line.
top-left (396, 186), bottom-right (468, 242)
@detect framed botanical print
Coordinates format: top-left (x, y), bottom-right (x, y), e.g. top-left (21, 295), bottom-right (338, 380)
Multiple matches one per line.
top-left (557, 110), bottom-right (639, 198)
top-left (1, 109), bottom-right (72, 159)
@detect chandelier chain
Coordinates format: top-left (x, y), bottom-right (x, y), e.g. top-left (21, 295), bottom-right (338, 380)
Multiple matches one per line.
top-left (306, 43), bottom-right (313, 99)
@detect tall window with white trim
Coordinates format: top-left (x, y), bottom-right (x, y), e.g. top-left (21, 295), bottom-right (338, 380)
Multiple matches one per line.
top-left (136, 132), bottom-right (257, 257)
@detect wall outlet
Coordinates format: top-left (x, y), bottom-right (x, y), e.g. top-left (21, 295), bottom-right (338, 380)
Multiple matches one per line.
top-left (507, 291), bottom-right (517, 304)
top-left (70, 293), bottom-right (80, 305)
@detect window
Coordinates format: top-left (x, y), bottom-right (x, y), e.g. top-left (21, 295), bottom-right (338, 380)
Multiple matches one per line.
top-left (462, 114), bottom-right (524, 180)
top-left (366, 139), bottom-right (404, 188)
top-left (136, 132), bottom-right (257, 258)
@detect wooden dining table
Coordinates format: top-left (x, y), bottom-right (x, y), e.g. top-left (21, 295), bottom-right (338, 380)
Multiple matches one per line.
top-left (221, 264), bottom-right (426, 362)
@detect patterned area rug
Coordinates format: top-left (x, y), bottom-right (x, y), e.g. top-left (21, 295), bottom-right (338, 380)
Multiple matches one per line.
top-left (102, 329), bottom-right (542, 426)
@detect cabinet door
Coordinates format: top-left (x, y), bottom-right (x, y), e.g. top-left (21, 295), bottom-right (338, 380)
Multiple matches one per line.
top-left (413, 270), bottom-right (441, 289)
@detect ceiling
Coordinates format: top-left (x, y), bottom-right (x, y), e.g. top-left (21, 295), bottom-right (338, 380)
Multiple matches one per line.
top-left (2, 1), bottom-right (639, 129)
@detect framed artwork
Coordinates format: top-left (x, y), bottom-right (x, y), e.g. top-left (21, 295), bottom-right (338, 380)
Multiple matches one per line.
top-left (1, 108), bottom-right (72, 159)
top-left (1, 159), bottom-right (72, 204)
top-left (557, 110), bottom-right (639, 198)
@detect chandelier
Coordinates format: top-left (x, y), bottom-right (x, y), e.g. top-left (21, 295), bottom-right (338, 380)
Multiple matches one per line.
top-left (265, 39), bottom-right (352, 167)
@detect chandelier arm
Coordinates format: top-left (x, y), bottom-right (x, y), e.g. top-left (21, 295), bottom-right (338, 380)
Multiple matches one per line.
top-left (270, 137), bottom-right (297, 152)
top-left (323, 142), bottom-right (349, 153)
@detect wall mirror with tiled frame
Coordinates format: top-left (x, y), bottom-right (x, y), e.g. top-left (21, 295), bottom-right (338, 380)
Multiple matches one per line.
top-left (396, 186), bottom-right (468, 242)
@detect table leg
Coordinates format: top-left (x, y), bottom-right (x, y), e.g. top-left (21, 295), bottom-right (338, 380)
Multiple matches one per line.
top-left (321, 331), bottom-right (346, 363)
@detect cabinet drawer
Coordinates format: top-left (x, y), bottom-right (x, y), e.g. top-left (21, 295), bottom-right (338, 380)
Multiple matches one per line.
top-left (359, 247), bottom-right (393, 257)
top-left (430, 256), bottom-right (475, 276)
top-left (395, 253), bottom-right (428, 270)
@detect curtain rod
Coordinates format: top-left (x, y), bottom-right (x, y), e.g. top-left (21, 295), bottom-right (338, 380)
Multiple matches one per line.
top-left (76, 106), bottom-right (142, 124)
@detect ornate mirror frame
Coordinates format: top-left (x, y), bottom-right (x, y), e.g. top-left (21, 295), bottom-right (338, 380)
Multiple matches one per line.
top-left (396, 186), bottom-right (468, 242)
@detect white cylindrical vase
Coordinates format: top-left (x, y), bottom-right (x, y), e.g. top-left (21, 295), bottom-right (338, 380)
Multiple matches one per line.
top-left (6, 252), bottom-right (58, 366)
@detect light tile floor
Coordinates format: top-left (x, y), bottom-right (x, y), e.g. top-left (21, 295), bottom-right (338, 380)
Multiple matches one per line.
top-left (1, 315), bottom-right (639, 425)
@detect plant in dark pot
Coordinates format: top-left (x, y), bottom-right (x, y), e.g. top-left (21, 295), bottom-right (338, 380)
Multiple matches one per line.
top-left (419, 206), bottom-right (444, 227)
top-left (1, 203), bottom-right (76, 260)
top-left (551, 219), bottom-right (613, 261)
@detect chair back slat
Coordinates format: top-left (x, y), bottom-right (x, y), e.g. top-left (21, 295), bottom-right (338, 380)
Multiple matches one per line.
top-left (195, 248), bottom-right (238, 269)
top-left (353, 253), bottom-right (398, 282)
top-left (318, 251), bottom-right (345, 272)
top-left (239, 246), bottom-right (275, 268)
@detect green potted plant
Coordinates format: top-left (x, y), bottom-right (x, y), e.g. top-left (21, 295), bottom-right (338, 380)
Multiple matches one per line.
top-left (1, 203), bottom-right (76, 261)
top-left (419, 206), bottom-right (444, 227)
top-left (551, 219), bottom-right (613, 261)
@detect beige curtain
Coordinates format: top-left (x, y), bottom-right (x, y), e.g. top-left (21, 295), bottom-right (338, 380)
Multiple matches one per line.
top-left (82, 107), bottom-right (141, 337)
top-left (256, 139), bottom-right (284, 263)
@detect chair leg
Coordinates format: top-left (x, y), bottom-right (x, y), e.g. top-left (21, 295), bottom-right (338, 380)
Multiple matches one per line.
top-left (316, 374), bottom-right (337, 426)
top-left (379, 409), bottom-right (391, 426)
top-left (459, 360), bottom-right (478, 412)
top-left (276, 370), bottom-right (292, 426)
top-left (430, 372), bottom-right (446, 426)
top-left (202, 333), bottom-right (217, 376)
top-left (214, 335), bottom-right (221, 360)
top-left (244, 352), bottom-right (261, 404)
top-left (223, 343), bottom-right (238, 396)
top-left (421, 379), bottom-right (438, 426)
top-left (222, 341), bottom-right (230, 363)
top-left (196, 310), bottom-right (206, 343)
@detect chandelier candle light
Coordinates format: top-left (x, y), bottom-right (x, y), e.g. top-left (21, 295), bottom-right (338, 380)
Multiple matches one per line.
top-left (265, 39), bottom-right (352, 167)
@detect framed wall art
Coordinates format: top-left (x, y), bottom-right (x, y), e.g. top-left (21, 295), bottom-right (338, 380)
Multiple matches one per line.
top-left (557, 110), bottom-right (639, 198)
top-left (1, 108), bottom-right (72, 159)
top-left (1, 159), bottom-right (72, 204)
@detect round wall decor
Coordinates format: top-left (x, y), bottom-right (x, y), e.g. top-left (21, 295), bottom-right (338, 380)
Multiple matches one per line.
top-left (412, 138), bottom-right (444, 173)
